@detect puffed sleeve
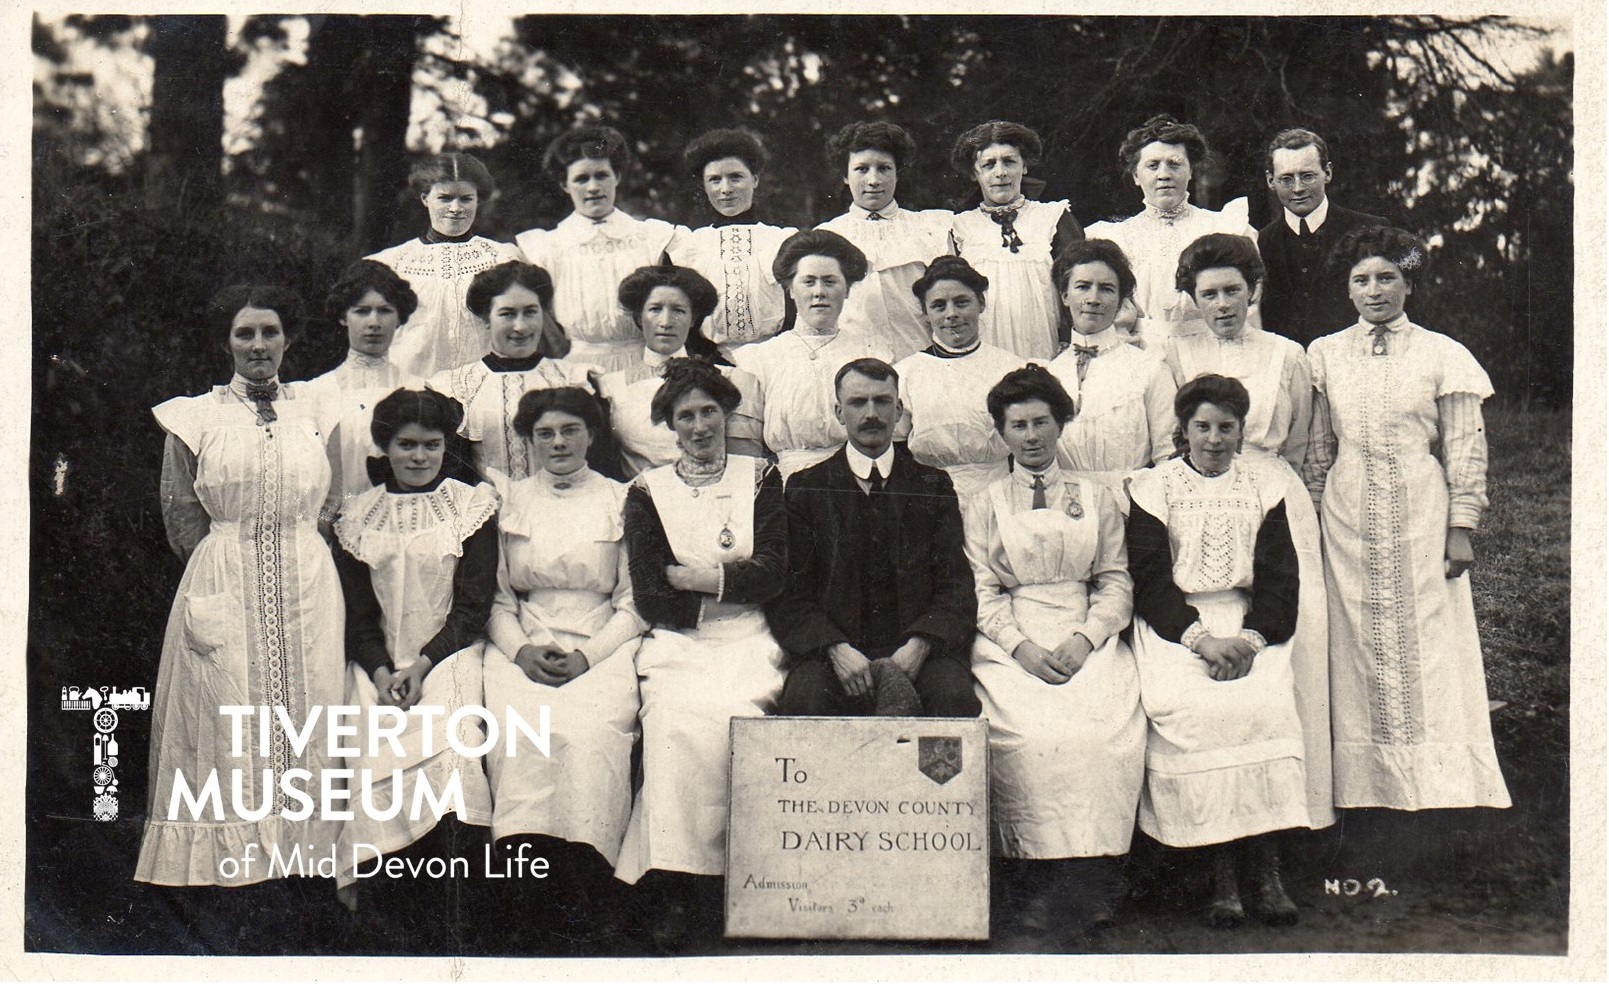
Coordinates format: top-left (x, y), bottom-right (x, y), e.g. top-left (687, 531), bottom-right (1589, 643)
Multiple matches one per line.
top-left (1049, 204), bottom-right (1086, 257)
top-left (1144, 358), bottom-right (1180, 466)
top-left (624, 480), bottom-right (703, 629)
top-left (1242, 500), bottom-right (1300, 647)
top-left (1126, 499), bottom-right (1199, 644)
top-left (1073, 484), bottom-right (1134, 650)
top-left (1438, 392), bottom-right (1490, 529)
top-left (724, 366), bottom-right (766, 455)
top-left (717, 460), bottom-right (787, 604)
top-left (159, 432), bottom-right (210, 563)
top-left (964, 488), bottom-right (1026, 656)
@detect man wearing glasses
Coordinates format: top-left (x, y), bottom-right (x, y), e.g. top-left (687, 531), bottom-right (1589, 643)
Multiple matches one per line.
top-left (1258, 128), bottom-right (1390, 346)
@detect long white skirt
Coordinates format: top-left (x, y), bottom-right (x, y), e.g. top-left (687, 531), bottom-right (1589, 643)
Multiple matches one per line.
top-left (1242, 447), bottom-right (1335, 830)
top-left (614, 607), bottom-right (787, 883)
top-left (972, 585), bottom-right (1144, 858)
top-left (1133, 590), bottom-right (1310, 848)
top-left (482, 618), bottom-right (641, 865)
top-left (336, 646), bottom-right (493, 887)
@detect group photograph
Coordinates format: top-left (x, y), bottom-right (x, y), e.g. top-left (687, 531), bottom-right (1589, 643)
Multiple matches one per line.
top-left (10, 3), bottom-right (1598, 980)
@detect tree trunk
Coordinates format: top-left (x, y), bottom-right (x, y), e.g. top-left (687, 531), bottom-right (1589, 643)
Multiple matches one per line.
top-left (143, 15), bottom-right (229, 212)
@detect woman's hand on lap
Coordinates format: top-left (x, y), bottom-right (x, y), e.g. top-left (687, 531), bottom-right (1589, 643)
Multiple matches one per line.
top-left (1014, 641), bottom-right (1072, 685)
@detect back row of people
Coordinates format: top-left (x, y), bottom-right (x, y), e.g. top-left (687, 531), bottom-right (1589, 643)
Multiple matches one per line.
top-left (367, 114), bottom-right (1385, 384)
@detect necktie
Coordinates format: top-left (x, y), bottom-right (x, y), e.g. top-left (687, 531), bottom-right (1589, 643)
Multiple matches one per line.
top-left (1030, 473), bottom-right (1047, 510)
top-left (867, 211), bottom-right (886, 221)
top-left (1072, 343), bottom-right (1100, 383)
top-left (1370, 324), bottom-right (1391, 356)
top-left (988, 209), bottom-right (1023, 252)
top-left (244, 382), bottom-right (278, 425)
top-left (867, 465), bottom-right (885, 494)
top-left (1298, 217), bottom-right (1312, 237)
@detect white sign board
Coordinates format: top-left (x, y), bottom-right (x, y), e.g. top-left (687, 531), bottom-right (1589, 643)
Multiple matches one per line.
top-left (725, 716), bottom-right (989, 940)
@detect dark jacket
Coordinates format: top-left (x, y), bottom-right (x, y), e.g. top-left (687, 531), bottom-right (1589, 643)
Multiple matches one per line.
top-left (766, 444), bottom-right (977, 665)
top-left (1258, 201), bottom-right (1390, 347)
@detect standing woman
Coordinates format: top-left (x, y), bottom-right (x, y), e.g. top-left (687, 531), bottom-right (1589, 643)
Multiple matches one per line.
top-left (428, 260), bottom-right (586, 486)
top-left (594, 264), bottom-right (764, 478)
top-left (1045, 239), bottom-right (1175, 502)
top-left (516, 125), bottom-right (685, 373)
top-left (1307, 226), bottom-right (1510, 811)
top-left (965, 366), bottom-right (1144, 943)
top-left (480, 387), bottom-right (647, 944)
top-left (307, 260), bottom-right (425, 504)
top-left (138, 285), bottom-right (344, 887)
top-left (1127, 374), bottom-right (1311, 926)
top-left (949, 120), bottom-right (1085, 361)
top-left (669, 129), bottom-right (798, 357)
top-left (733, 229), bottom-right (895, 478)
top-left (368, 152), bottom-right (527, 378)
top-left (1086, 115), bottom-right (1258, 348)
top-left (893, 255), bottom-right (1026, 499)
top-left (331, 389), bottom-right (498, 922)
top-left (614, 360), bottom-right (789, 947)
top-left (816, 120), bottom-right (955, 361)
top-left (1167, 233), bottom-right (1332, 831)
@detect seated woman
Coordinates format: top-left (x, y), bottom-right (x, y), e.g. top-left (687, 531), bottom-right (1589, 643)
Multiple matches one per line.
top-left (965, 365), bottom-right (1144, 944)
top-left (893, 255), bottom-right (1026, 499)
top-left (480, 387), bottom-right (647, 947)
top-left (733, 228), bottom-right (895, 478)
top-left (307, 259), bottom-right (425, 504)
top-left (1165, 233), bottom-right (1332, 831)
top-left (367, 152), bottom-right (528, 377)
top-left (668, 128), bottom-right (798, 357)
top-left (1126, 374), bottom-right (1309, 927)
top-left (331, 389), bottom-right (498, 931)
top-left (592, 264), bottom-right (764, 478)
top-left (948, 120), bottom-right (1085, 360)
top-left (613, 360), bottom-right (789, 948)
top-left (516, 125), bottom-right (684, 373)
top-left (428, 261), bottom-right (587, 486)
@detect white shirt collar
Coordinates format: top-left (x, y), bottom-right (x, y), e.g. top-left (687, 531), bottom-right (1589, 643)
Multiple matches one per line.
top-left (850, 201), bottom-right (902, 221)
top-left (642, 346), bottom-right (688, 369)
top-left (1283, 195), bottom-right (1331, 234)
top-left (1011, 459), bottom-right (1061, 487)
top-left (845, 442), bottom-right (896, 481)
top-left (1066, 326), bottom-right (1121, 352)
top-left (1362, 312), bottom-right (1411, 333)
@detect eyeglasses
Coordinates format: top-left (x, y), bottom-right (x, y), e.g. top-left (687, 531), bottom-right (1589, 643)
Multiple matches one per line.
top-left (1273, 172), bottom-right (1324, 189)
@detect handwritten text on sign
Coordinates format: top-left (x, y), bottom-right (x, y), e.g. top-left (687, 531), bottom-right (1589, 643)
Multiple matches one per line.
top-left (726, 717), bottom-right (988, 940)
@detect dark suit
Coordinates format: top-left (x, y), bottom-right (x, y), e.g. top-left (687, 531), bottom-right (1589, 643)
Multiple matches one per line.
top-left (767, 444), bottom-right (980, 717)
top-left (1258, 201), bottom-right (1389, 347)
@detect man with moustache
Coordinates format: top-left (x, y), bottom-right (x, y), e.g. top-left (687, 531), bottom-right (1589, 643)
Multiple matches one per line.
top-left (1257, 128), bottom-right (1390, 346)
top-left (768, 358), bottom-right (981, 717)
